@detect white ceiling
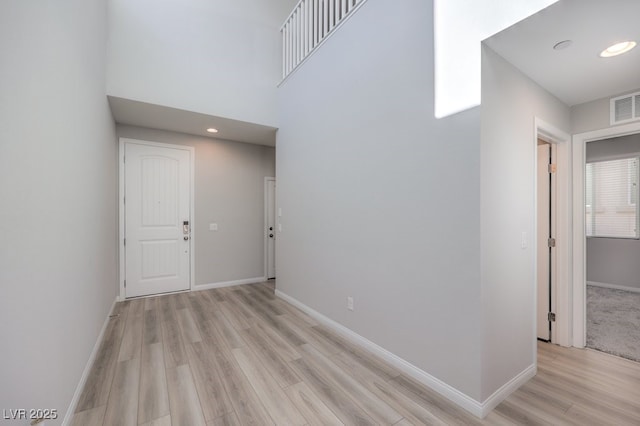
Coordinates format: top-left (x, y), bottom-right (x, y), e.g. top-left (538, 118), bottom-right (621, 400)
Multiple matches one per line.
top-left (485, 0), bottom-right (640, 106)
top-left (108, 96), bottom-right (278, 147)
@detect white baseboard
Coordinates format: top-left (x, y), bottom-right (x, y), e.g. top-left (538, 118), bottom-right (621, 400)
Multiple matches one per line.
top-left (587, 281), bottom-right (640, 293)
top-left (275, 290), bottom-right (483, 416)
top-left (62, 297), bottom-right (118, 425)
top-left (194, 276), bottom-right (267, 291)
top-left (275, 289), bottom-right (534, 419)
top-left (480, 364), bottom-right (536, 417)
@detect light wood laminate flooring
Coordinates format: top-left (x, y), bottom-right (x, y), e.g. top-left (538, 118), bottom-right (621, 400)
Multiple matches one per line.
top-left (72, 282), bottom-right (640, 425)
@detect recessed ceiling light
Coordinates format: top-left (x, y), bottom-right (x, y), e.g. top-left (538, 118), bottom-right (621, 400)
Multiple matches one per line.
top-left (600, 41), bottom-right (637, 58)
top-left (553, 40), bottom-right (572, 50)
top-left (206, 128), bottom-right (219, 133)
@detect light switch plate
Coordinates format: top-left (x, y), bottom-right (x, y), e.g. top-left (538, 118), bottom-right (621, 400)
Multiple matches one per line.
top-left (209, 223), bottom-right (218, 231)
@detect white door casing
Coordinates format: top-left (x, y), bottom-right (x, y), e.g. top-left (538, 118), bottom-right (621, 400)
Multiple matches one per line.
top-left (265, 177), bottom-right (276, 279)
top-left (120, 139), bottom-right (194, 298)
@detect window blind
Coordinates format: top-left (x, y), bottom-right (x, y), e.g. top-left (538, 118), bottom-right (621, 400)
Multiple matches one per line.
top-left (586, 157), bottom-right (639, 238)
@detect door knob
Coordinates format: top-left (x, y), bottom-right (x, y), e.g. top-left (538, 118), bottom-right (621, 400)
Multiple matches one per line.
top-left (184, 236), bottom-right (189, 241)
top-left (269, 234), bottom-right (274, 238)
top-left (269, 226), bottom-right (273, 231)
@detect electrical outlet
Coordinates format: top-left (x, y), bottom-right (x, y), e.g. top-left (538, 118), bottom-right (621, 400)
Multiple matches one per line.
top-left (347, 296), bottom-right (354, 311)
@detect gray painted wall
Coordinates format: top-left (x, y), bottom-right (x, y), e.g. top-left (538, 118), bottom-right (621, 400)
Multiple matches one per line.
top-left (481, 45), bottom-right (571, 400)
top-left (572, 88), bottom-right (640, 134)
top-left (585, 134), bottom-right (640, 289)
top-left (107, 0), bottom-right (297, 127)
top-left (571, 96), bottom-right (611, 134)
top-left (0, 0), bottom-right (117, 423)
top-left (277, 0), bottom-right (483, 400)
top-left (117, 126), bottom-right (275, 287)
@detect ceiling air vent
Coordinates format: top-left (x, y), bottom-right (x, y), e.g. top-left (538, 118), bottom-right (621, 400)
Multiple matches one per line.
top-left (611, 91), bottom-right (640, 125)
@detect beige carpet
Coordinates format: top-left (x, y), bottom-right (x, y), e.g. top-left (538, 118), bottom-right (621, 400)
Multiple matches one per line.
top-left (587, 285), bottom-right (640, 363)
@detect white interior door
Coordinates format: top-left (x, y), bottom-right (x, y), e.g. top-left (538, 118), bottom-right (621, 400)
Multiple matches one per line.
top-left (266, 179), bottom-right (276, 279)
top-left (124, 142), bottom-right (191, 298)
top-left (537, 142), bottom-right (554, 341)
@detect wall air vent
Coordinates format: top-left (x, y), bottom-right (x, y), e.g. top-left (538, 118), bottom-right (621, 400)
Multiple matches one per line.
top-left (611, 91), bottom-right (640, 125)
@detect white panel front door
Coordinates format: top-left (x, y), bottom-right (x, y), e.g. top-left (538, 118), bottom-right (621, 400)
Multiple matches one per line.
top-left (125, 142), bottom-right (191, 298)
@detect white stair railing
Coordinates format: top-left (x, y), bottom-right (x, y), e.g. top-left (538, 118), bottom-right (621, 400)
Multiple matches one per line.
top-left (281, 0), bottom-right (367, 80)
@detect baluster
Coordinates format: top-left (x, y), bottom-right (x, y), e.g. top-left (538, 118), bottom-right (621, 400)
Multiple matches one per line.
top-left (293, 9), bottom-right (300, 68)
top-left (300, 1), bottom-right (305, 61)
top-left (311, 0), bottom-right (315, 48)
top-left (282, 28), bottom-right (286, 79)
top-left (289, 14), bottom-right (293, 70)
top-left (285, 21), bottom-right (288, 75)
top-left (293, 10), bottom-right (297, 67)
top-left (314, 0), bottom-right (319, 46)
top-left (297, 7), bottom-right (302, 65)
top-left (307, 0), bottom-right (311, 54)
top-left (303, 2), bottom-right (307, 56)
top-left (304, 0), bottom-right (309, 56)
top-left (293, 12), bottom-right (298, 69)
top-left (299, 6), bottom-right (303, 63)
top-left (307, 0), bottom-right (312, 54)
top-left (322, 0), bottom-right (328, 38)
top-left (288, 17), bottom-right (293, 73)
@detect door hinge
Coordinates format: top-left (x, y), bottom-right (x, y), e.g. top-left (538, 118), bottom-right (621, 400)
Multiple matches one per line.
top-left (548, 312), bottom-right (556, 322)
top-left (548, 163), bottom-right (557, 173)
top-left (124, 238), bottom-right (126, 246)
top-left (124, 280), bottom-right (126, 288)
top-left (548, 237), bottom-right (556, 248)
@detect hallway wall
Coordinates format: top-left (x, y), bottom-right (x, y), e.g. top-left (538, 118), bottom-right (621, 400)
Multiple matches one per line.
top-left (481, 45), bottom-right (571, 400)
top-left (277, 0), bottom-right (483, 401)
top-left (0, 0), bottom-right (118, 423)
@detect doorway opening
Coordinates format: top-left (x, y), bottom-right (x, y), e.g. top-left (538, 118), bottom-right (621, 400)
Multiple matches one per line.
top-left (581, 132), bottom-right (640, 362)
top-left (534, 118), bottom-right (571, 347)
top-left (572, 121), bottom-right (640, 348)
top-left (264, 177), bottom-right (276, 280)
top-left (537, 139), bottom-right (556, 342)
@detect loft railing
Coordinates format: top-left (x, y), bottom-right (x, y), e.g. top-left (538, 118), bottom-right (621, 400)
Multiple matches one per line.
top-left (281, 0), bottom-right (367, 80)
